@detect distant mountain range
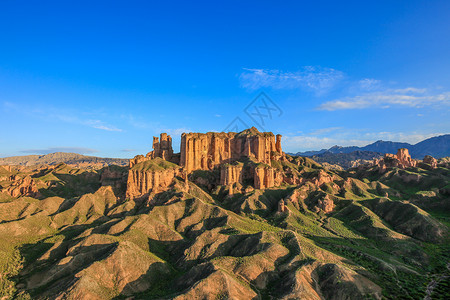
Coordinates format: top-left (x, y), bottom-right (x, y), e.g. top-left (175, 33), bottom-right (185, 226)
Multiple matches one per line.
top-left (291, 134), bottom-right (450, 159)
top-left (0, 152), bottom-right (129, 167)
top-left (308, 150), bottom-right (383, 169)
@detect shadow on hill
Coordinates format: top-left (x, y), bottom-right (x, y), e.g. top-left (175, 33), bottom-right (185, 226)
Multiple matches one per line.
top-left (38, 171), bottom-right (101, 199)
top-left (14, 221), bottom-right (119, 297)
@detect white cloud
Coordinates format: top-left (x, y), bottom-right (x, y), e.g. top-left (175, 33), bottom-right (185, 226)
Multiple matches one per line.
top-left (358, 78), bottom-right (381, 91)
top-left (84, 120), bottom-right (123, 132)
top-left (239, 66), bottom-right (344, 93)
top-left (392, 87), bottom-right (427, 93)
top-left (308, 127), bottom-right (342, 136)
top-left (317, 90), bottom-right (450, 111)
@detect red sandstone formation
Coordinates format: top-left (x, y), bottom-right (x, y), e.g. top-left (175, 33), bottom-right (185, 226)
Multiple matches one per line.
top-left (277, 199), bottom-right (287, 213)
top-left (396, 148), bottom-right (416, 168)
top-left (219, 164), bottom-right (244, 186)
top-left (147, 133), bottom-right (173, 161)
top-left (180, 127), bottom-right (282, 173)
top-left (2, 175), bottom-right (40, 198)
top-left (130, 133), bottom-right (175, 168)
top-left (309, 170), bottom-right (334, 186)
top-left (315, 194), bottom-right (334, 213)
top-left (254, 166), bottom-right (276, 189)
top-left (127, 128), bottom-right (344, 198)
top-left (127, 128), bottom-right (322, 198)
top-left (126, 158), bottom-right (181, 200)
top-left (129, 155), bottom-right (148, 168)
top-left (375, 148), bottom-right (417, 171)
top-left (423, 155), bottom-right (438, 169)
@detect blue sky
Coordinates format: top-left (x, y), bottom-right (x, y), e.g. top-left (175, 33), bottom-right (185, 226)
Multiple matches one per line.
top-left (1, 0), bottom-right (449, 158)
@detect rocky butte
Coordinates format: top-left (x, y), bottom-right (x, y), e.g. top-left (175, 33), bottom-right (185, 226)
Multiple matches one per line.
top-left (126, 127), bottom-right (294, 199)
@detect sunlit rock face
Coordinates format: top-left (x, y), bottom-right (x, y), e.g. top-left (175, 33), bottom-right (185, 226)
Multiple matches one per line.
top-left (180, 127), bottom-right (282, 173)
top-left (374, 148), bottom-right (417, 171)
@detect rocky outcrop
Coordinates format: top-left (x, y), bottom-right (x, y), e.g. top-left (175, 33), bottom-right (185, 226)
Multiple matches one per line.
top-left (309, 170), bottom-right (334, 186)
top-left (396, 148), bottom-right (416, 168)
top-left (129, 155), bottom-right (147, 168)
top-left (375, 148), bottom-right (417, 171)
top-left (219, 163), bottom-right (243, 186)
top-left (277, 199), bottom-right (287, 213)
top-left (2, 175), bottom-right (40, 198)
top-left (147, 133), bottom-right (173, 161)
top-left (254, 166), bottom-right (275, 189)
top-left (180, 127), bottom-right (282, 173)
top-left (423, 155), bottom-right (438, 169)
top-left (130, 133), bottom-right (174, 168)
top-left (315, 194), bottom-right (335, 213)
top-left (126, 158), bottom-right (181, 200)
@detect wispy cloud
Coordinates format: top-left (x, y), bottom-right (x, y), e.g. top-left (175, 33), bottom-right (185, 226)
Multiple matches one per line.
top-left (2, 102), bottom-right (123, 132)
top-left (83, 120), bottom-right (123, 132)
top-left (239, 66), bottom-right (344, 93)
top-left (358, 78), bottom-right (381, 91)
top-left (308, 127), bottom-right (343, 136)
top-left (121, 149), bottom-right (136, 152)
top-left (237, 66), bottom-right (450, 113)
top-left (317, 90), bottom-right (450, 111)
top-left (20, 147), bottom-right (98, 155)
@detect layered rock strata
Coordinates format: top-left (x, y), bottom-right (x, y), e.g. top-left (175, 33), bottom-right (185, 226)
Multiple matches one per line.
top-left (219, 163), bottom-right (244, 186)
top-left (180, 127), bottom-right (282, 173)
top-left (126, 158), bottom-right (181, 200)
top-left (254, 166), bottom-right (276, 189)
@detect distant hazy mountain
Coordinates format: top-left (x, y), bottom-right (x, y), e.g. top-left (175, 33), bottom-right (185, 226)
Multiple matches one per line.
top-left (309, 150), bottom-right (383, 169)
top-left (292, 134), bottom-right (450, 159)
top-left (0, 152), bottom-right (129, 167)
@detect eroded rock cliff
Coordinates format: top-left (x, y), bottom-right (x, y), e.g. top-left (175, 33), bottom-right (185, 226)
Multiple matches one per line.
top-left (180, 127), bottom-right (282, 173)
top-left (126, 158), bottom-right (181, 200)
